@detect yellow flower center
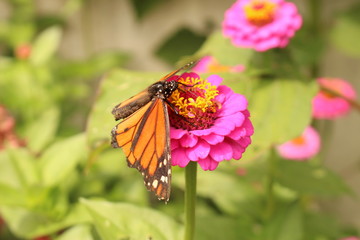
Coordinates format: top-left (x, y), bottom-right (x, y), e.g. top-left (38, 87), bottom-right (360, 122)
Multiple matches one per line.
top-left (206, 58), bottom-right (233, 73)
top-left (168, 74), bottom-right (220, 130)
top-left (291, 136), bottom-right (305, 145)
top-left (244, 0), bottom-right (277, 27)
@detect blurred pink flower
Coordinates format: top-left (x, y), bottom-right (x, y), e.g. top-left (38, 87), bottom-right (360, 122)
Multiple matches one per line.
top-left (313, 78), bottom-right (357, 119)
top-left (193, 56), bottom-right (245, 73)
top-left (339, 237), bottom-right (360, 240)
top-left (276, 126), bottom-right (320, 160)
top-left (33, 237), bottom-right (52, 240)
top-left (0, 105), bottom-right (25, 149)
top-left (169, 73), bottom-right (254, 170)
top-left (222, 0), bottom-right (302, 52)
top-left (15, 44), bottom-right (31, 60)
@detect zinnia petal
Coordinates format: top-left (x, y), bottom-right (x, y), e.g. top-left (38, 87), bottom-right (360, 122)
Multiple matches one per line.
top-left (276, 126), bottom-right (320, 160)
top-left (170, 73), bottom-right (254, 170)
top-left (222, 0), bottom-right (302, 51)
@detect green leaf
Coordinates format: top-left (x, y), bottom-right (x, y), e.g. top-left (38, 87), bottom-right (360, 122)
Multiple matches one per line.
top-left (56, 51), bottom-right (128, 80)
top-left (30, 26), bottom-right (62, 65)
top-left (303, 212), bottom-right (342, 239)
top-left (0, 62), bottom-right (55, 122)
top-left (262, 203), bottom-right (303, 240)
top-left (0, 182), bottom-right (27, 205)
top-left (130, 0), bottom-right (166, 20)
top-left (0, 203), bottom-right (91, 239)
top-left (331, 3), bottom-right (360, 57)
top-left (55, 224), bottom-right (95, 240)
top-left (156, 28), bottom-right (206, 64)
top-left (0, 149), bottom-right (39, 189)
top-left (196, 31), bottom-right (254, 66)
top-left (191, 170), bottom-right (259, 216)
top-left (38, 133), bottom-right (87, 187)
top-left (275, 160), bottom-right (351, 196)
top-left (196, 214), bottom-right (253, 240)
top-left (0, 149), bottom-right (40, 206)
top-left (219, 75), bottom-right (317, 160)
top-left (24, 106), bottom-right (60, 153)
top-left (248, 78), bottom-right (318, 149)
top-left (81, 199), bottom-right (182, 240)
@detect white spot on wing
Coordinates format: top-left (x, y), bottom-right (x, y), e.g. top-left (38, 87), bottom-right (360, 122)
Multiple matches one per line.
top-left (152, 179), bottom-right (159, 188)
top-left (160, 176), bottom-right (168, 183)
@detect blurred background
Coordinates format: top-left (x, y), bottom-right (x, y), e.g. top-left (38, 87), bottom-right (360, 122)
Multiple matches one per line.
top-left (0, 0), bottom-right (360, 239)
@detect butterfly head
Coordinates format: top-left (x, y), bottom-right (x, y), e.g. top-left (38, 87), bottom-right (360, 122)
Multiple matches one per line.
top-left (149, 80), bottom-right (179, 100)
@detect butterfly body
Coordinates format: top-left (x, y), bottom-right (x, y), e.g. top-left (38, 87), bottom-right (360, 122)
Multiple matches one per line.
top-left (111, 62), bottom-right (194, 202)
top-left (112, 80), bottom-right (178, 121)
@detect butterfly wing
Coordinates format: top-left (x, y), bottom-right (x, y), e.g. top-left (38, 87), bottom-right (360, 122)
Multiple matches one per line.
top-left (112, 61), bottom-right (196, 121)
top-left (159, 61), bottom-right (197, 81)
top-left (111, 98), bottom-right (171, 201)
top-left (112, 89), bottom-right (152, 121)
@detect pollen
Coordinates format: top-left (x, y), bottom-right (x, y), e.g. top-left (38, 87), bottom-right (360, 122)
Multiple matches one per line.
top-left (168, 74), bottom-right (220, 130)
top-left (244, 0), bottom-right (277, 27)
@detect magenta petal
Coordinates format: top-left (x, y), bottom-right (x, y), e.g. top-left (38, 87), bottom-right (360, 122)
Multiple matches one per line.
top-left (218, 93), bottom-right (248, 116)
top-left (212, 119), bottom-right (236, 135)
top-left (170, 128), bottom-right (187, 139)
top-left (222, 0), bottom-right (302, 51)
top-left (172, 148), bottom-right (190, 167)
top-left (198, 157), bottom-right (219, 171)
top-left (169, 70), bottom-right (254, 170)
top-left (171, 139), bottom-right (180, 150)
top-left (186, 140), bottom-right (210, 161)
top-left (206, 75), bottom-right (223, 86)
top-left (202, 134), bottom-right (224, 145)
top-left (191, 128), bottom-right (213, 136)
top-left (226, 139), bottom-right (245, 160)
top-left (180, 133), bottom-right (198, 148)
top-left (228, 126), bottom-right (247, 140)
top-left (209, 142), bottom-right (233, 161)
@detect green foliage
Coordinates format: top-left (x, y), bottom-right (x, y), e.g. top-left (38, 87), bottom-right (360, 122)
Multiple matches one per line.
top-left (331, 2), bottom-right (360, 57)
top-left (81, 199), bottom-right (183, 240)
top-left (130, 0), bottom-right (167, 20)
top-left (30, 27), bottom-right (62, 66)
top-left (275, 160), bottom-right (351, 196)
top-left (156, 28), bottom-right (207, 64)
top-left (197, 31), bottom-right (254, 66)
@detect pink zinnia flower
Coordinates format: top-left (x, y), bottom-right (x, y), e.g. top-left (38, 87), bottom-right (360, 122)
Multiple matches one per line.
top-left (0, 105), bottom-right (25, 149)
top-left (193, 56), bottom-right (245, 74)
top-left (340, 237), bottom-right (360, 240)
top-left (276, 126), bottom-right (320, 161)
top-left (312, 78), bottom-right (357, 119)
top-left (222, 0), bottom-right (302, 52)
top-left (15, 44), bottom-right (31, 60)
top-left (168, 73), bottom-right (254, 171)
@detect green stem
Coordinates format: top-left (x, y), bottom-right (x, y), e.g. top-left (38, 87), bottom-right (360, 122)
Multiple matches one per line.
top-left (264, 149), bottom-right (277, 219)
top-left (184, 161), bottom-right (197, 240)
top-left (307, 0), bottom-right (322, 78)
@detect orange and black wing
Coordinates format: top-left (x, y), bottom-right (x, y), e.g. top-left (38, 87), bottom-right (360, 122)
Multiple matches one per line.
top-left (112, 90), bottom-right (152, 121)
top-left (159, 61), bottom-right (197, 81)
top-left (111, 61), bottom-right (195, 121)
top-left (111, 98), bottom-right (171, 201)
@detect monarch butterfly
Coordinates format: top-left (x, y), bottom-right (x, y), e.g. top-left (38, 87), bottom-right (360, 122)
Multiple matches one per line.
top-left (111, 62), bottom-right (196, 202)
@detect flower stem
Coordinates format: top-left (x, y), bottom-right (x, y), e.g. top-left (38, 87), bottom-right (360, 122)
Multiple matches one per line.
top-left (264, 149), bottom-right (277, 219)
top-left (307, 0), bottom-right (322, 78)
top-left (184, 161), bottom-right (197, 240)
top-left (320, 86), bottom-right (360, 112)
